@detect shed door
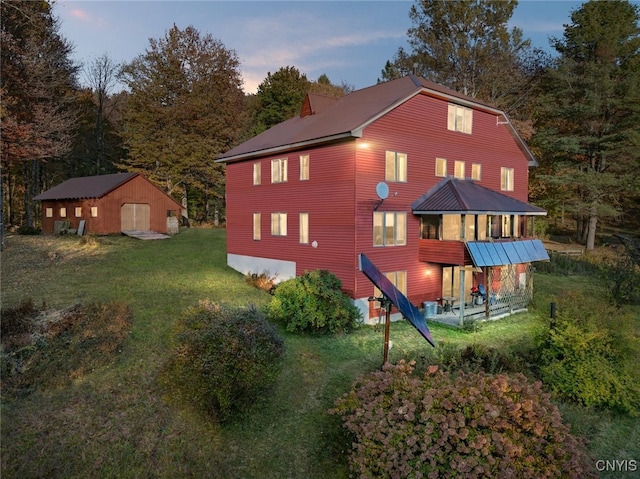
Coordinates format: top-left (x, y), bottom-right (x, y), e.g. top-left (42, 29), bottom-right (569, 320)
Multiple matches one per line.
top-left (121, 203), bottom-right (150, 231)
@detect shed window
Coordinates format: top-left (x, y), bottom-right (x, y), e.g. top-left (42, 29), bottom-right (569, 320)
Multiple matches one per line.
top-left (75, 207), bottom-right (82, 217)
top-left (59, 207), bottom-right (67, 218)
top-left (45, 208), bottom-right (53, 218)
top-left (91, 206), bottom-right (98, 217)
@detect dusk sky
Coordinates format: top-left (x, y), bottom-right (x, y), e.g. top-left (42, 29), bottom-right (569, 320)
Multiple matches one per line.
top-left (54, 0), bottom-right (592, 93)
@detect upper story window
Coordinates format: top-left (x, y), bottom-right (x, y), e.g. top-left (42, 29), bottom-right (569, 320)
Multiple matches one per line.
top-left (454, 160), bottom-right (465, 179)
top-left (501, 167), bottom-right (514, 191)
top-left (373, 211), bottom-right (407, 246)
top-left (435, 157), bottom-right (447, 177)
top-left (253, 163), bottom-right (261, 185)
top-left (300, 155), bottom-right (309, 181)
top-left (271, 158), bottom-right (287, 183)
top-left (471, 163), bottom-right (481, 181)
top-left (420, 215), bottom-right (440, 239)
top-left (385, 151), bottom-right (407, 182)
top-left (447, 104), bottom-right (473, 134)
top-left (299, 212), bottom-right (309, 244)
top-left (271, 212), bottom-right (287, 236)
top-left (253, 213), bottom-right (261, 240)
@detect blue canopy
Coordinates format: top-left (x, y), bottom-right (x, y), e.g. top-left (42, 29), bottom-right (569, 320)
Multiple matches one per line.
top-left (466, 239), bottom-right (549, 267)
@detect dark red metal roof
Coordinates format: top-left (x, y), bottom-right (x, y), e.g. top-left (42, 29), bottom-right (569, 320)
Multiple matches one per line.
top-left (411, 178), bottom-right (547, 215)
top-left (34, 173), bottom-right (138, 200)
top-left (216, 75), bottom-right (536, 165)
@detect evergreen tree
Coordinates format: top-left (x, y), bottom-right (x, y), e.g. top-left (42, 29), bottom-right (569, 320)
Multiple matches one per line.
top-left (118, 24), bottom-right (244, 222)
top-left (532, 0), bottom-right (640, 249)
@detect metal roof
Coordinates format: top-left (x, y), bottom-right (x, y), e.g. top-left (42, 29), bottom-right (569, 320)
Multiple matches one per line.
top-left (34, 173), bottom-right (138, 200)
top-left (216, 75), bottom-right (537, 166)
top-left (411, 178), bottom-right (547, 215)
top-left (466, 239), bottom-right (550, 266)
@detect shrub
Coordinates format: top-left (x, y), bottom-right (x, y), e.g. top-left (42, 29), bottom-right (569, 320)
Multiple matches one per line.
top-left (535, 292), bottom-right (640, 416)
top-left (331, 360), bottom-right (595, 479)
top-left (245, 269), bottom-right (278, 293)
top-left (161, 301), bottom-right (285, 424)
top-left (17, 225), bottom-right (41, 235)
top-left (268, 269), bottom-right (361, 334)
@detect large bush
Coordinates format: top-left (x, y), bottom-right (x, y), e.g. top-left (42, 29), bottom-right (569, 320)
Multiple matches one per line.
top-left (331, 360), bottom-right (595, 479)
top-left (161, 301), bottom-right (285, 424)
top-left (268, 269), bottom-right (361, 333)
top-left (536, 292), bottom-right (640, 415)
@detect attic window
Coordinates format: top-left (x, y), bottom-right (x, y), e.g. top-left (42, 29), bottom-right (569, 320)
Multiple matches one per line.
top-left (447, 104), bottom-right (473, 134)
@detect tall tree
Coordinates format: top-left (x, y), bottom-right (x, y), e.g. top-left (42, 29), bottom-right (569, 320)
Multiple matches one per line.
top-left (119, 24), bottom-right (244, 222)
top-left (532, 0), bottom-right (640, 250)
top-left (382, 0), bottom-right (542, 113)
top-left (1, 0), bottom-right (79, 230)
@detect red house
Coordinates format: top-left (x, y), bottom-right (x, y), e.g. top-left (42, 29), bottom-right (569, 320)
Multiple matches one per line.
top-left (35, 173), bottom-right (183, 236)
top-left (217, 75), bottom-right (548, 325)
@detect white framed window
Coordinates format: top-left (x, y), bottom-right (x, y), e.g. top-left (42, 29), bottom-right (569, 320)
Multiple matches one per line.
top-left (300, 154), bottom-right (309, 181)
top-left (271, 212), bottom-right (287, 236)
top-left (271, 158), bottom-right (287, 183)
top-left (385, 151), bottom-right (407, 182)
top-left (90, 206), bottom-right (98, 217)
top-left (253, 163), bottom-right (261, 185)
top-left (447, 103), bottom-right (473, 134)
top-left (373, 271), bottom-right (408, 308)
top-left (501, 167), bottom-right (514, 191)
top-left (59, 207), bottom-right (67, 218)
top-left (373, 211), bottom-right (407, 246)
top-left (75, 207), bottom-right (82, 217)
top-left (454, 160), bottom-right (465, 179)
top-left (471, 163), bottom-right (481, 181)
top-left (45, 208), bottom-right (53, 218)
top-left (299, 212), bottom-right (309, 244)
top-left (435, 157), bottom-right (447, 177)
top-left (253, 213), bottom-right (261, 240)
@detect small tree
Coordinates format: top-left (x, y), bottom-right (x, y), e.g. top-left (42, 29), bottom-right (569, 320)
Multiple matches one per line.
top-left (268, 270), bottom-right (361, 334)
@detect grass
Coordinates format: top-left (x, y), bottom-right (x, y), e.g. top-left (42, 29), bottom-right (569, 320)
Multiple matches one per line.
top-left (1, 229), bottom-right (638, 478)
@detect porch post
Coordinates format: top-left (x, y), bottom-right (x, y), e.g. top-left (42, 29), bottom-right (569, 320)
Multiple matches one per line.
top-left (458, 268), bottom-right (465, 327)
top-left (485, 267), bottom-right (490, 319)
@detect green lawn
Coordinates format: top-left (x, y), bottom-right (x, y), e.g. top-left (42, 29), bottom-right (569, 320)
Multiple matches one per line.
top-left (1, 229), bottom-right (638, 478)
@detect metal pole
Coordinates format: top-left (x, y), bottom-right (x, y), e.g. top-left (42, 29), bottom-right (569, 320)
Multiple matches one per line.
top-left (383, 302), bottom-right (391, 366)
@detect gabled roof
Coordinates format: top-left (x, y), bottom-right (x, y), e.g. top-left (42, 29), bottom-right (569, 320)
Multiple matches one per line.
top-left (217, 75), bottom-right (537, 166)
top-left (35, 173), bottom-right (139, 200)
top-left (411, 178), bottom-right (547, 215)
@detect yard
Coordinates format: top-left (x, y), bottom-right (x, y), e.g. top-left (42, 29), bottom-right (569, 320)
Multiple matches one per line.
top-left (1, 229), bottom-right (638, 478)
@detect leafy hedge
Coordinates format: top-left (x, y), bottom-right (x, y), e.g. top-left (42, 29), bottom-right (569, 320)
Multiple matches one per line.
top-left (268, 269), bottom-right (361, 334)
top-left (536, 292), bottom-right (640, 415)
top-left (331, 360), bottom-right (595, 479)
top-left (161, 301), bottom-right (285, 424)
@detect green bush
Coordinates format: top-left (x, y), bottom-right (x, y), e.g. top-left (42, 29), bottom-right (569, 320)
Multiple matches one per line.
top-left (268, 269), bottom-right (361, 334)
top-left (331, 360), bottom-right (595, 479)
top-left (17, 225), bottom-right (41, 235)
top-left (536, 292), bottom-right (640, 416)
top-left (161, 301), bottom-right (285, 424)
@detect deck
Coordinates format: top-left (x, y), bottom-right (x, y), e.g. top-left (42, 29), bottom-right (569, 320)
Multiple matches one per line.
top-left (426, 300), bottom-right (528, 327)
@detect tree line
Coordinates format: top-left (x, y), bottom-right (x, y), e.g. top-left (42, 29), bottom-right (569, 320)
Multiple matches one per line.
top-left (2, 0), bottom-right (638, 250)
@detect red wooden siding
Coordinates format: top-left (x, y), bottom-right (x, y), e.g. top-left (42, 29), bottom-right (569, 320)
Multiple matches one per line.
top-left (39, 175), bottom-right (181, 235)
top-left (418, 239), bottom-right (473, 265)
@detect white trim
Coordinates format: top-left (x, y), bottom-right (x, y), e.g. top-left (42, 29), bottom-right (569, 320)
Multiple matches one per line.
top-left (227, 253), bottom-right (295, 283)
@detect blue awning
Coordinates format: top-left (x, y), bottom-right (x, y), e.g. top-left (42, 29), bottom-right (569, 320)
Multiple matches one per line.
top-left (466, 239), bottom-right (549, 267)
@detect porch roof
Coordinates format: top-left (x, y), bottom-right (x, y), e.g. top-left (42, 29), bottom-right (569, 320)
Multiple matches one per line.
top-left (411, 178), bottom-right (547, 215)
top-left (466, 239), bottom-right (549, 266)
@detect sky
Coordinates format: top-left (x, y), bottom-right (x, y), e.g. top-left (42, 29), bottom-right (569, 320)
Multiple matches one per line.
top-left (54, 0), bottom-right (592, 94)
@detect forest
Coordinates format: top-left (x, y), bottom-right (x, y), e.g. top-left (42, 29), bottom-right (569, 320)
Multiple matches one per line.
top-left (2, 0), bottom-right (639, 249)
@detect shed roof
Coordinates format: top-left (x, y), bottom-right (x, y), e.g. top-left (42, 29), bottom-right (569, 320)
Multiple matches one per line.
top-left (217, 75), bottom-right (537, 166)
top-left (411, 178), bottom-right (547, 215)
top-left (35, 173), bottom-right (138, 200)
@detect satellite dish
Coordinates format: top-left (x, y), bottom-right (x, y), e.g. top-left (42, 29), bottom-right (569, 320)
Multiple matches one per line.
top-left (376, 182), bottom-right (389, 200)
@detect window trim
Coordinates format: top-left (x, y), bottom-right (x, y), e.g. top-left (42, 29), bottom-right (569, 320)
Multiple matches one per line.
top-left (385, 151), bottom-right (407, 183)
top-left (271, 158), bottom-right (288, 183)
top-left (373, 211), bottom-right (407, 247)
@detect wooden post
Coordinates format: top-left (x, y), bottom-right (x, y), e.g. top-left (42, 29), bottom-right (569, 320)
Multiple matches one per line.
top-left (383, 304), bottom-right (391, 366)
top-left (485, 267), bottom-right (490, 320)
